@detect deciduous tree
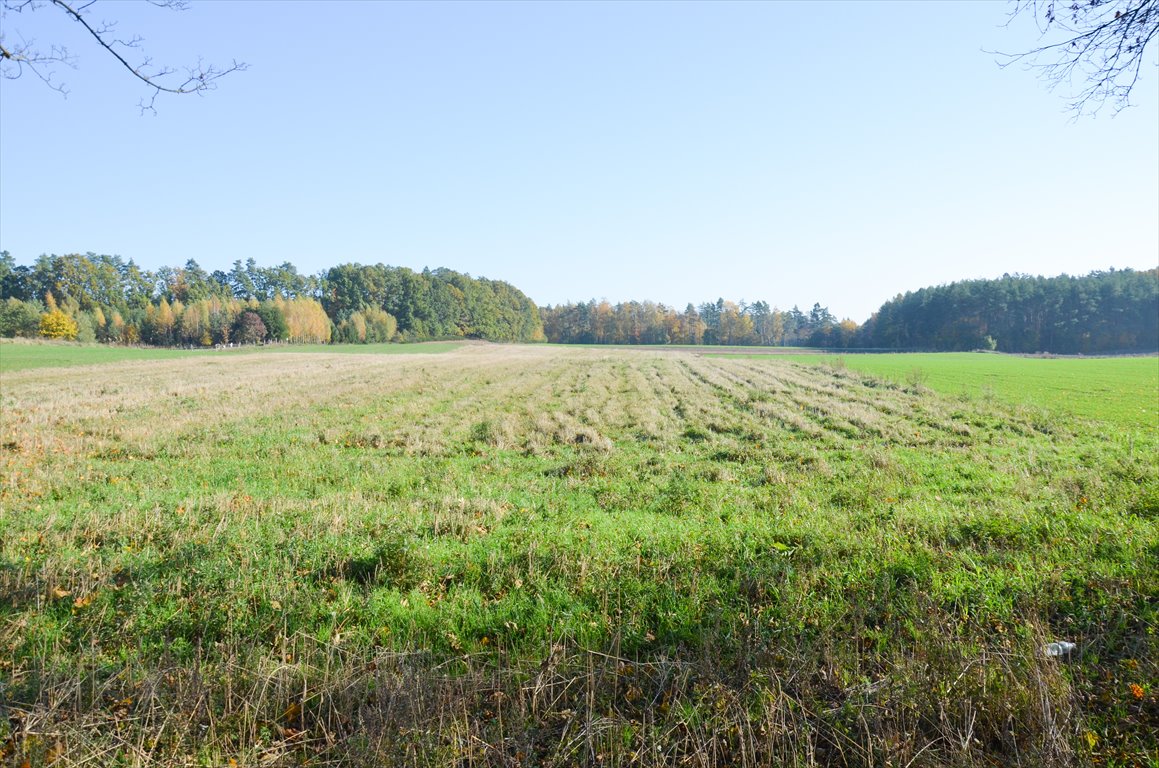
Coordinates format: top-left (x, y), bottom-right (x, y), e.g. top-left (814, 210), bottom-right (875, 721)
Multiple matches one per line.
top-left (39, 294), bottom-right (77, 339)
top-left (998, 0), bottom-right (1159, 115)
top-left (232, 310), bottom-right (266, 345)
top-left (0, 297), bottom-right (42, 337)
top-left (0, 0), bottom-right (245, 111)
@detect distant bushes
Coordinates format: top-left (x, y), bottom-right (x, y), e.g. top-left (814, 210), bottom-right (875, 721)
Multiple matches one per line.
top-left (334, 307), bottom-right (398, 344)
top-left (144, 296), bottom-right (331, 346)
top-left (38, 306), bottom-right (78, 340)
top-left (1, 298), bottom-right (44, 338)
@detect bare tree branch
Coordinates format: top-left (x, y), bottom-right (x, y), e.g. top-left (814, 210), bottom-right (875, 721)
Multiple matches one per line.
top-left (0, 0), bottom-right (245, 111)
top-left (991, 0), bottom-right (1159, 116)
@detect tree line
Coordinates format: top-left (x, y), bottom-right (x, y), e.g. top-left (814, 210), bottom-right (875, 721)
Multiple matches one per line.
top-left (1, 252), bottom-right (1154, 354)
top-left (0, 253), bottom-right (544, 345)
top-left (544, 270), bottom-right (1157, 354)
top-left (859, 269), bottom-right (1158, 354)
top-left (540, 299), bottom-right (856, 347)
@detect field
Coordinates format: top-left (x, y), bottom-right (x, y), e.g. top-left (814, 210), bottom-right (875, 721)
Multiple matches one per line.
top-left (1, 344), bottom-right (1156, 767)
top-left (0, 340), bottom-right (466, 375)
top-left (714, 352), bottom-right (1157, 432)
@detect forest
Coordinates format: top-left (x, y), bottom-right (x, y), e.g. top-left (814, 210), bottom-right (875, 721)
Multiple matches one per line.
top-left (542, 270), bottom-right (1158, 353)
top-left (1, 251), bottom-right (1155, 354)
top-left (540, 299), bottom-right (854, 347)
top-left (859, 269), bottom-right (1159, 354)
top-left (0, 253), bottom-right (544, 346)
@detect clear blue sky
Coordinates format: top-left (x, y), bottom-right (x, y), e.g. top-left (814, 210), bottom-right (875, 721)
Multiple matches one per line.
top-left (1, 0), bottom-right (1156, 321)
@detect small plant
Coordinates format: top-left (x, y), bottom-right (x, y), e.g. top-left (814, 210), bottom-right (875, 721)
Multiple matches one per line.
top-left (905, 366), bottom-right (928, 392)
top-left (470, 419), bottom-right (496, 444)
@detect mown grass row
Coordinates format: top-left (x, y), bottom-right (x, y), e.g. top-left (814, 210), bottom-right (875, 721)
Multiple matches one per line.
top-left (715, 351), bottom-right (1158, 431)
top-left (1, 345), bottom-right (1155, 766)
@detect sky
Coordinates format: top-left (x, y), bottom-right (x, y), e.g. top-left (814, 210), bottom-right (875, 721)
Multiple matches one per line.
top-left (1, 1), bottom-right (1156, 322)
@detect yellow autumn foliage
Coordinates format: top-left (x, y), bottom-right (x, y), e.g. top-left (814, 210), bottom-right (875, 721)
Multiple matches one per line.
top-left (274, 297), bottom-right (331, 343)
top-left (39, 309), bottom-right (79, 340)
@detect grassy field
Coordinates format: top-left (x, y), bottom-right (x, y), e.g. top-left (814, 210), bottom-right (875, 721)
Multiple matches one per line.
top-left (710, 351), bottom-right (1158, 431)
top-left (0, 340), bottom-right (205, 373)
top-left (1, 344), bottom-right (1155, 766)
top-left (0, 340), bottom-right (466, 374)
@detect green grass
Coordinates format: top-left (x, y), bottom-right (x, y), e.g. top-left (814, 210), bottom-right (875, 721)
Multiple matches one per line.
top-left (0, 340), bottom-right (204, 373)
top-left (1, 344), bottom-right (1155, 766)
top-left (0, 339), bottom-right (464, 374)
top-left (711, 351), bottom-right (1159, 431)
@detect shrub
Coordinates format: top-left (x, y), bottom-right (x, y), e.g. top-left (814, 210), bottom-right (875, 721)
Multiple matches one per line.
top-left (905, 367), bottom-right (928, 392)
top-left (39, 308), bottom-right (79, 340)
top-left (254, 303), bottom-right (289, 342)
top-left (0, 298), bottom-right (42, 337)
top-left (363, 307), bottom-right (398, 343)
top-left (232, 310), bottom-right (268, 345)
top-left (75, 312), bottom-right (97, 343)
top-left (337, 311), bottom-right (368, 343)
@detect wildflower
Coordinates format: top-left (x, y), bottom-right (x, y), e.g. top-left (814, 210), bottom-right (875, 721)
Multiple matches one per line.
top-left (1129, 683), bottom-right (1144, 700)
